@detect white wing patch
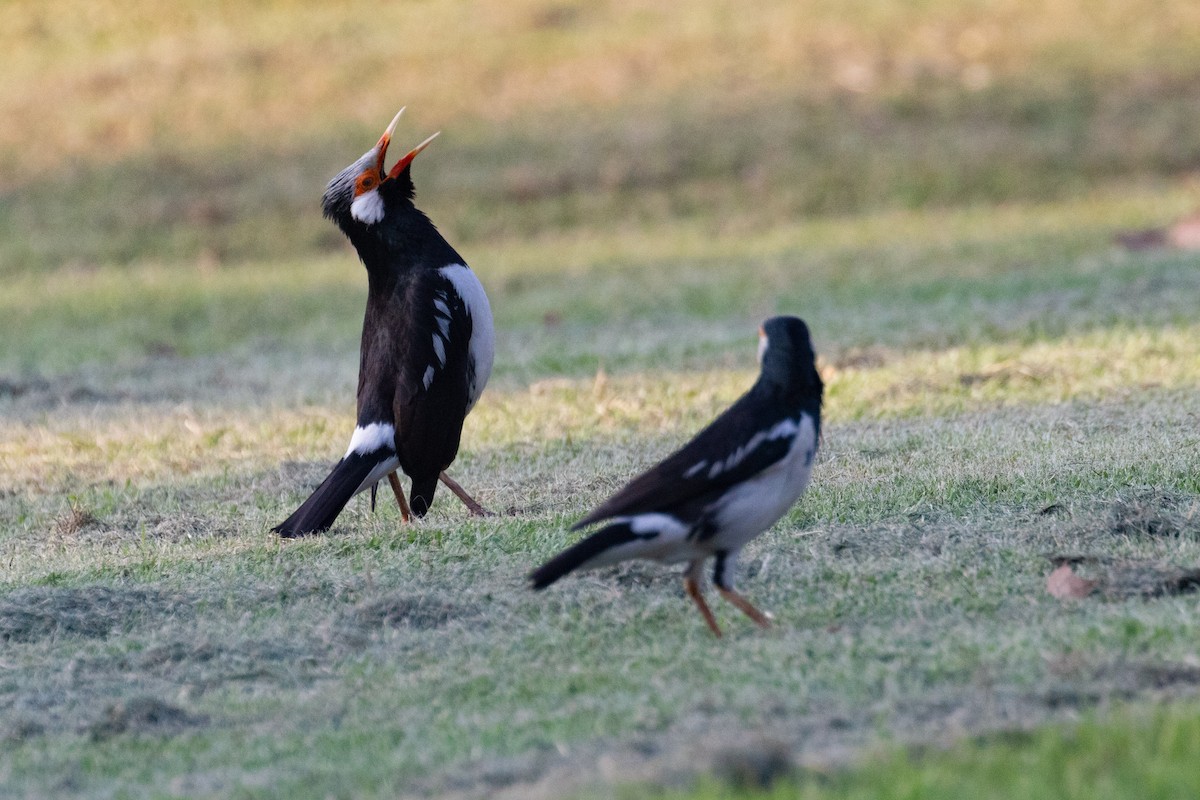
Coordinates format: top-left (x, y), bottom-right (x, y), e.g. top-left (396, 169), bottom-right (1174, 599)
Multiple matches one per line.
top-left (431, 333), bottom-right (446, 367)
top-left (707, 418), bottom-right (799, 479)
top-left (628, 513), bottom-right (691, 538)
top-left (350, 190), bottom-right (385, 225)
top-left (438, 264), bottom-right (494, 412)
top-left (420, 290), bottom-right (453, 391)
top-left (344, 422), bottom-right (395, 457)
top-left (683, 461), bottom-right (708, 479)
top-left (433, 297), bottom-right (452, 331)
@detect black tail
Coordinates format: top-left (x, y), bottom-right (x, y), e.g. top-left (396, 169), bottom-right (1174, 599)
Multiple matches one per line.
top-left (528, 522), bottom-right (639, 590)
top-left (409, 475), bottom-right (438, 518)
top-left (273, 452), bottom-right (388, 537)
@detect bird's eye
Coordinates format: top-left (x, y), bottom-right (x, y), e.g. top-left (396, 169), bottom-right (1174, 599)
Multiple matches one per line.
top-left (356, 171), bottom-right (379, 194)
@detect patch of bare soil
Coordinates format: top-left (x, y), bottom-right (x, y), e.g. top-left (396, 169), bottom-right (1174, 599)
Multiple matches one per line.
top-left (827, 346), bottom-right (890, 372)
top-left (336, 591), bottom-right (483, 640)
top-left (2, 717), bottom-right (47, 743)
top-left (0, 586), bottom-right (192, 643)
top-left (1043, 492), bottom-right (1200, 600)
top-left (0, 374), bottom-right (128, 409)
top-left (86, 696), bottom-right (207, 741)
top-left (54, 502), bottom-right (100, 536)
top-left (1047, 557), bottom-right (1200, 601)
top-left (1104, 490), bottom-right (1200, 539)
top-left (136, 636), bottom-right (329, 689)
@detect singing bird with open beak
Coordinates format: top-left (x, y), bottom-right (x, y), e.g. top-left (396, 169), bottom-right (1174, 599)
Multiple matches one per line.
top-left (530, 317), bottom-right (822, 637)
top-left (274, 109), bottom-right (494, 537)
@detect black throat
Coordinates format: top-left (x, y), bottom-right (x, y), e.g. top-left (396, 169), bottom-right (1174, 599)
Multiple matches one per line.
top-left (343, 204), bottom-right (464, 293)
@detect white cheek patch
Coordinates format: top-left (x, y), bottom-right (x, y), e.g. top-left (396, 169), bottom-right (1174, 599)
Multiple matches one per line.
top-left (350, 190), bottom-right (385, 225)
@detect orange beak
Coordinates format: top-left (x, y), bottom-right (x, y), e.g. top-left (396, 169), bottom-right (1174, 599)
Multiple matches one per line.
top-left (373, 107), bottom-right (406, 175)
top-left (371, 107), bottom-right (440, 179)
top-left (388, 130), bottom-right (440, 179)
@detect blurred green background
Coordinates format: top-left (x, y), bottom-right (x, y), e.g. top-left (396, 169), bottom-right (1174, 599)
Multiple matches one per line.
top-left (3, 0), bottom-right (1199, 276)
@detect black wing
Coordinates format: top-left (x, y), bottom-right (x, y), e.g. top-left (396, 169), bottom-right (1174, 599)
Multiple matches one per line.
top-left (355, 270), bottom-right (473, 483)
top-left (392, 271), bottom-right (475, 481)
top-left (573, 383), bottom-right (798, 529)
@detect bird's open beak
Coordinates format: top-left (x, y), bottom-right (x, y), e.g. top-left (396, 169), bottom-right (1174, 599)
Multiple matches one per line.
top-left (373, 107), bottom-right (407, 175)
top-left (388, 131), bottom-right (440, 179)
top-left (371, 108), bottom-right (440, 179)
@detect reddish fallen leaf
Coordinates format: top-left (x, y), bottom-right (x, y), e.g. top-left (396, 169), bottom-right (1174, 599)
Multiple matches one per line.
top-left (1047, 564), bottom-right (1099, 600)
top-left (1115, 211), bottom-right (1200, 251)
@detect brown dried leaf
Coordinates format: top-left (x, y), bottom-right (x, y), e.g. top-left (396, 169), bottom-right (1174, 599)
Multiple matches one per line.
top-left (1047, 564), bottom-right (1099, 600)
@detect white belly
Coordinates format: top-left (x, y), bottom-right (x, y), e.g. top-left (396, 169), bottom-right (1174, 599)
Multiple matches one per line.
top-left (709, 414), bottom-right (817, 551)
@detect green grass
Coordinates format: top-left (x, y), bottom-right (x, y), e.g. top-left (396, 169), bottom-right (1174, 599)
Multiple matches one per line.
top-left (4, 1), bottom-right (1200, 798)
top-left (626, 706), bottom-right (1200, 799)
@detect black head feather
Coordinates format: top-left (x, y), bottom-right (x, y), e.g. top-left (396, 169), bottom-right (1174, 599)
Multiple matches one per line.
top-left (759, 316), bottom-right (822, 395)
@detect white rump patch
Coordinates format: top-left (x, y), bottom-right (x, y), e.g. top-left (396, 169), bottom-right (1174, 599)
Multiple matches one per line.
top-left (579, 512), bottom-right (695, 571)
top-left (344, 422), bottom-right (395, 457)
top-left (438, 264), bottom-right (494, 411)
top-left (350, 190), bottom-right (385, 225)
top-left (708, 418), bottom-right (799, 479)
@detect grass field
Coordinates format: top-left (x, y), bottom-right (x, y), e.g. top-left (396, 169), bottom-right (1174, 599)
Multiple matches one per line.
top-left (3, 1), bottom-right (1200, 797)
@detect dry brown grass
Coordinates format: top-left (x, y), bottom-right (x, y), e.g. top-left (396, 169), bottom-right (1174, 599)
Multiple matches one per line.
top-left (4, 0), bottom-right (1200, 179)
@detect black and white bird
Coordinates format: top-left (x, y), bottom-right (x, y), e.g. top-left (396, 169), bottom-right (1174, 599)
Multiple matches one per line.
top-left (274, 108), bottom-right (494, 537)
top-left (529, 317), bottom-right (822, 637)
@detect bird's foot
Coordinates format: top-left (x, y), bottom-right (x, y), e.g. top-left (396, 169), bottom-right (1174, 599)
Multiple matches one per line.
top-left (685, 577), bottom-right (723, 638)
top-left (717, 588), bottom-right (772, 629)
top-left (387, 472), bottom-right (412, 523)
top-left (439, 471), bottom-right (493, 517)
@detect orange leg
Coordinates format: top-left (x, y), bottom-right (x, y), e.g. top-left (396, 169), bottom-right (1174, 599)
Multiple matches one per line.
top-left (718, 587), bottom-right (772, 629)
top-left (685, 577), bottom-right (723, 638)
top-left (387, 472), bottom-right (411, 523)
top-left (439, 471), bottom-right (492, 517)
